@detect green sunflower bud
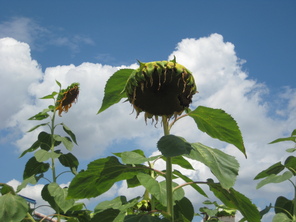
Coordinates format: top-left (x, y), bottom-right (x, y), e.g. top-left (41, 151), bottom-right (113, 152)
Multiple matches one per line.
top-left (125, 58), bottom-right (197, 120)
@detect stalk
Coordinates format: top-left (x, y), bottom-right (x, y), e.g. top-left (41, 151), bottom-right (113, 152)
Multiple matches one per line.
top-left (162, 116), bottom-right (174, 221)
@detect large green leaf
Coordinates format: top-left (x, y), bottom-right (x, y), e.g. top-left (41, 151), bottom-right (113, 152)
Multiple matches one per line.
top-left (157, 135), bottom-right (192, 157)
top-left (256, 171), bottom-right (293, 189)
top-left (19, 140), bottom-right (41, 158)
top-left (120, 151), bottom-right (149, 164)
top-left (53, 135), bottom-right (73, 151)
top-left (38, 131), bottom-right (52, 151)
top-left (91, 208), bottom-right (121, 222)
top-left (98, 69), bottom-right (134, 114)
top-left (174, 197), bottom-right (195, 222)
top-left (62, 123), bottom-right (78, 145)
top-left (207, 179), bottom-right (261, 222)
top-left (68, 156), bottom-right (145, 199)
top-left (186, 143), bottom-right (239, 189)
top-left (58, 152), bottom-right (79, 175)
top-left (34, 149), bottom-right (61, 162)
top-left (0, 193), bottom-right (28, 222)
top-left (272, 213), bottom-right (293, 222)
top-left (188, 106), bottom-right (246, 157)
top-left (23, 157), bottom-right (50, 179)
top-left (254, 162), bottom-right (285, 180)
top-left (136, 173), bottom-right (184, 207)
top-left (284, 156), bottom-right (296, 175)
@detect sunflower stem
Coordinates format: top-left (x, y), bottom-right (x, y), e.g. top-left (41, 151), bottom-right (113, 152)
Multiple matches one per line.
top-left (162, 116), bottom-right (174, 221)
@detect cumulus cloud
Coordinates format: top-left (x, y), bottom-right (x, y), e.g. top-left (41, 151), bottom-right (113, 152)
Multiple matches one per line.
top-left (1, 34), bottom-right (295, 221)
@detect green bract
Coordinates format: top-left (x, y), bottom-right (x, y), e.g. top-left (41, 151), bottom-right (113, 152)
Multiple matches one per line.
top-left (125, 59), bottom-right (197, 120)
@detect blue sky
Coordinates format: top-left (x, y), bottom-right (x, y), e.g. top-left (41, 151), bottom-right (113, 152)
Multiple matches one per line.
top-left (1, 1), bottom-right (296, 221)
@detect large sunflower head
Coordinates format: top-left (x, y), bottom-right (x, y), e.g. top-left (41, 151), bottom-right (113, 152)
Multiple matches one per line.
top-left (56, 83), bottom-right (80, 116)
top-left (124, 58), bottom-right (197, 121)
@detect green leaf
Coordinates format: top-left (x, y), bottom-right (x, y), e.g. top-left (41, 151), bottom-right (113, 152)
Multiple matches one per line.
top-left (38, 131), bottom-right (52, 151)
top-left (19, 140), bottom-right (41, 158)
top-left (56, 80), bottom-right (62, 88)
top-left (186, 143), bottom-right (239, 189)
top-left (0, 193), bottom-right (28, 222)
top-left (166, 156), bottom-right (194, 170)
top-left (40, 91), bottom-right (58, 99)
top-left (28, 108), bottom-right (52, 121)
top-left (172, 170), bottom-right (208, 197)
top-left (272, 213), bottom-right (293, 222)
top-left (68, 156), bottom-right (145, 199)
top-left (256, 171), bottom-right (293, 189)
top-left (23, 157), bottom-right (50, 179)
top-left (207, 179), bottom-right (261, 222)
top-left (91, 208), bottom-right (121, 222)
top-left (274, 196), bottom-right (294, 218)
top-left (98, 69), bottom-right (134, 114)
top-left (62, 123), bottom-right (78, 145)
top-left (188, 106), bottom-right (246, 157)
top-left (174, 197), bottom-right (195, 222)
top-left (254, 162), bottom-right (285, 180)
top-left (46, 182), bottom-right (75, 213)
top-left (34, 149), bottom-right (61, 162)
top-left (120, 151), bottom-right (149, 164)
top-left (58, 153), bottom-right (79, 175)
top-left (284, 156), bottom-right (296, 175)
top-left (27, 123), bottom-right (49, 133)
top-left (0, 184), bottom-right (15, 195)
top-left (157, 135), bottom-right (192, 157)
top-left (17, 175), bottom-right (39, 192)
top-left (270, 136), bottom-right (296, 144)
top-left (136, 173), bottom-right (184, 206)
top-left (53, 135), bottom-right (73, 151)
top-left (286, 148), bottom-right (296, 153)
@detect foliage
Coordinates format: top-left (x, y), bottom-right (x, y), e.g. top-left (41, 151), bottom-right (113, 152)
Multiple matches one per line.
top-left (254, 129), bottom-right (296, 222)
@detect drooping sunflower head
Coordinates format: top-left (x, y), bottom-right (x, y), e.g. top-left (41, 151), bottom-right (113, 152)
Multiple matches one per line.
top-left (56, 83), bottom-right (80, 116)
top-left (124, 58), bottom-right (197, 121)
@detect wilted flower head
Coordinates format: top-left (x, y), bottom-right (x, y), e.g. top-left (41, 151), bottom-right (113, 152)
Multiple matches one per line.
top-left (56, 83), bottom-right (80, 116)
top-left (124, 58), bottom-right (197, 122)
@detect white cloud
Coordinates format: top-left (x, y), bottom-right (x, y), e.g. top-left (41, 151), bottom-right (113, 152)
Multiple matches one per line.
top-left (1, 33), bottom-right (296, 222)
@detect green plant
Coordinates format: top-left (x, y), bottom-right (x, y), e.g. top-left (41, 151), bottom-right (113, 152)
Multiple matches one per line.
top-left (0, 81), bottom-right (94, 222)
top-left (199, 200), bottom-right (236, 221)
top-left (67, 58), bottom-right (261, 221)
top-left (255, 129), bottom-right (296, 222)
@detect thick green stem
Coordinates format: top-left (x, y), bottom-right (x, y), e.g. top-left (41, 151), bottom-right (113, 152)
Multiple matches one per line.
top-left (162, 116), bottom-right (174, 221)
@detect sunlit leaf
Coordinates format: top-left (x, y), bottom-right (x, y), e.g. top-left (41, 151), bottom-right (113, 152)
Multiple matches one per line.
top-left (68, 156), bottom-right (145, 199)
top-left (35, 149), bottom-right (61, 162)
top-left (256, 171), bottom-right (293, 189)
top-left (53, 135), bottom-right (73, 151)
top-left (157, 135), bottom-right (192, 157)
top-left (272, 213), bottom-right (292, 222)
top-left (0, 193), bottom-right (28, 222)
top-left (207, 179), bottom-right (261, 222)
top-left (188, 106), bottom-right (246, 157)
top-left (120, 151), bottom-right (149, 164)
top-left (98, 69), bottom-right (134, 114)
top-left (186, 143), bottom-right (239, 189)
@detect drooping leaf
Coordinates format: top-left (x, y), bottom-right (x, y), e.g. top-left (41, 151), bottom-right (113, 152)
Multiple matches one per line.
top-left (172, 170), bottom-right (208, 197)
top-left (62, 123), bottom-right (78, 145)
top-left (23, 157), bottom-right (50, 179)
top-left (19, 140), bottom-right (41, 158)
top-left (256, 171), bottom-right (293, 189)
top-left (274, 196), bottom-right (294, 218)
top-left (207, 179), bottom-right (261, 222)
top-left (98, 69), bottom-right (134, 114)
top-left (53, 135), bottom-right (73, 151)
top-left (186, 143), bottom-right (239, 189)
top-left (0, 193), bottom-right (28, 222)
top-left (188, 106), bottom-right (246, 157)
top-left (68, 156), bottom-right (146, 199)
top-left (136, 173), bottom-right (184, 207)
top-left (157, 135), bottom-right (192, 157)
top-left (254, 162), bottom-right (285, 180)
top-left (58, 153), bottom-right (79, 175)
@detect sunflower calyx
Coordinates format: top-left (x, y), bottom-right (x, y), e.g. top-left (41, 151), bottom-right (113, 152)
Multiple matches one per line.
top-left (124, 59), bottom-right (197, 122)
top-left (56, 83), bottom-right (80, 116)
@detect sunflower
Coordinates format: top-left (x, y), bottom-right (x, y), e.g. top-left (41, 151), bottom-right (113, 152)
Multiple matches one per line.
top-left (124, 58), bottom-right (197, 122)
top-left (56, 83), bottom-right (80, 116)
